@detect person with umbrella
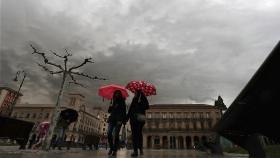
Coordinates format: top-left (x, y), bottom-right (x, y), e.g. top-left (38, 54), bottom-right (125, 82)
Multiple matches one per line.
top-left (126, 90), bottom-right (149, 157)
top-left (107, 90), bottom-right (127, 156)
top-left (126, 80), bottom-right (156, 157)
top-left (32, 122), bottom-right (50, 149)
top-left (51, 109), bottom-right (78, 150)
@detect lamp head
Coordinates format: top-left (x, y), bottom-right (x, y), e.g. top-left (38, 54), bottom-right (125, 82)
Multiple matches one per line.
top-left (13, 76), bottom-right (18, 82)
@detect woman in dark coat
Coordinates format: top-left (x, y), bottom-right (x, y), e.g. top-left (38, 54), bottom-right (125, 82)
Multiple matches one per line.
top-left (127, 90), bottom-right (149, 157)
top-left (107, 90), bottom-right (127, 156)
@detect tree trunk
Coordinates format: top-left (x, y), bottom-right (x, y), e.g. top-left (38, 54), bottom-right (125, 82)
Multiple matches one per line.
top-left (42, 72), bottom-right (67, 150)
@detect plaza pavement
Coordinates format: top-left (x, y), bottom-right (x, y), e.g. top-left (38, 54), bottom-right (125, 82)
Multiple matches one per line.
top-left (0, 146), bottom-right (248, 158)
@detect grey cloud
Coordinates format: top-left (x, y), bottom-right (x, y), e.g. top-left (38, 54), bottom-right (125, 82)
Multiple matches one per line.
top-left (1, 0), bottom-right (280, 107)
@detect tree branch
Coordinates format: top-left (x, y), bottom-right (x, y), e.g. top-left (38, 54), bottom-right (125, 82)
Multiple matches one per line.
top-left (37, 63), bottom-right (63, 75)
top-left (50, 50), bottom-right (64, 58)
top-left (30, 45), bottom-right (64, 70)
top-left (69, 73), bottom-right (86, 87)
top-left (64, 56), bottom-right (68, 71)
top-left (71, 71), bottom-right (106, 80)
top-left (69, 58), bottom-right (94, 71)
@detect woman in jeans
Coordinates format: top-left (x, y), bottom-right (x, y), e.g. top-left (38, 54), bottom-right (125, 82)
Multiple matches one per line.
top-left (126, 90), bottom-right (149, 157)
top-left (107, 90), bottom-right (127, 156)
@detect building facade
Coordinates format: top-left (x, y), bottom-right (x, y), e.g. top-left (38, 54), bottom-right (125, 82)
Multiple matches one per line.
top-left (11, 93), bottom-right (104, 145)
top-left (0, 87), bottom-right (22, 116)
top-left (143, 104), bottom-right (221, 149)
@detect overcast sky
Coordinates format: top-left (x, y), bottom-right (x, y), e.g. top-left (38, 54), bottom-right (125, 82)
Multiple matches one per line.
top-left (1, 0), bottom-right (279, 107)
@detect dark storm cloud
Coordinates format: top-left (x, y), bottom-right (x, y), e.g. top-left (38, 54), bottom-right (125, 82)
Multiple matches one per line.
top-left (1, 0), bottom-right (280, 107)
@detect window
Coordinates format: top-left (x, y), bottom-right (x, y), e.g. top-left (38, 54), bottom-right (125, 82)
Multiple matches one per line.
top-left (206, 112), bottom-right (210, 118)
top-left (208, 120), bottom-right (212, 128)
top-left (184, 112), bottom-right (187, 118)
top-left (154, 136), bottom-right (160, 145)
top-left (186, 113), bottom-right (190, 118)
top-left (200, 121), bottom-right (204, 129)
top-left (45, 113), bottom-right (49, 119)
top-left (176, 112), bottom-right (181, 118)
top-left (199, 112), bottom-right (204, 118)
top-left (32, 113), bottom-right (37, 119)
top-left (186, 122), bottom-right (189, 129)
top-left (162, 113), bottom-right (167, 119)
top-left (38, 113), bottom-right (43, 119)
top-left (191, 112), bottom-right (195, 118)
top-left (25, 113), bottom-right (30, 118)
top-left (155, 112), bottom-right (160, 118)
top-left (193, 121), bottom-right (197, 130)
top-left (170, 113), bottom-right (173, 118)
top-left (147, 113), bottom-right (152, 118)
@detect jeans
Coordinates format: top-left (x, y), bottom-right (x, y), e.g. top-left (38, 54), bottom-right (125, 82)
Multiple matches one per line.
top-left (107, 122), bottom-right (122, 151)
top-left (130, 120), bottom-right (145, 152)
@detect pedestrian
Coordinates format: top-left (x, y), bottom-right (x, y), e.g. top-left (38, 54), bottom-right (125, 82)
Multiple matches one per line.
top-left (28, 134), bottom-right (36, 149)
top-left (32, 128), bottom-right (47, 149)
top-left (126, 90), bottom-right (149, 157)
top-left (107, 90), bottom-right (127, 156)
top-left (54, 118), bottom-right (71, 150)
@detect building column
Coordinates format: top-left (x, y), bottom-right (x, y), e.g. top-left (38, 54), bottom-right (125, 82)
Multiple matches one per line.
top-left (143, 134), bottom-right (147, 149)
top-left (175, 136), bottom-right (179, 149)
top-left (151, 136), bottom-right (155, 149)
top-left (166, 136), bottom-right (169, 149)
top-left (160, 136), bottom-right (163, 149)
top-left (169, 136), bottom-right (172, 149)
top-left (191, 136), bottom-right (194, 147)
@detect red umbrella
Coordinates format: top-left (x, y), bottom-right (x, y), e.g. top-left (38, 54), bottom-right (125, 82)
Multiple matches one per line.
top-left (126, 80), bottom-right (156, 96)
top-left (98, 84), bottom-right (129, 100)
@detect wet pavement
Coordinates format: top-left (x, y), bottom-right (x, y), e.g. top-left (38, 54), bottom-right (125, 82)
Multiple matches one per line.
top-left (0, 146), bottom-right (248, 158)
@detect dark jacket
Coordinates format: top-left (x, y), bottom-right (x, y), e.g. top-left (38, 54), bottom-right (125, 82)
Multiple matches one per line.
top-left (107, 98), bottom-right (126, 123)
top-left (127, 96), bottom-right (149, 121)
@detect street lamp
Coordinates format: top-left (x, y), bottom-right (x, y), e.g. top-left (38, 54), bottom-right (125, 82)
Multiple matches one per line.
top-left (9, 70), bottom-right (27, 116)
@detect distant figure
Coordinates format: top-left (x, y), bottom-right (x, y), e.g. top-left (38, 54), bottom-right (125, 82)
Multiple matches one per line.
top-left (126, 90), bottom-right (149, 157)
top-left (53, 118), bottom-right (71, 150)
top-left (28, 134), bottom-right (37, 149)
top-left (107, 90), bottom-right (127, 156)
top-left (32, 129), bottom-right (47, 149)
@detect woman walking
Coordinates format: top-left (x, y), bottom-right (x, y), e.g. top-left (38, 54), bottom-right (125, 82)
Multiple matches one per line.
top-left (127, 90), bottom-right (149, 157)
top-left (107, 90), bottom-right (127, 156)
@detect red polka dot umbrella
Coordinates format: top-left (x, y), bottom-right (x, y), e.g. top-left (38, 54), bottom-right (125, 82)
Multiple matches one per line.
top-left (126, 80), bottom-right (156, 96)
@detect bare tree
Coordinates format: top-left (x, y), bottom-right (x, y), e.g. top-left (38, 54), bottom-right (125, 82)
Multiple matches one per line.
top-left (30, 45), bottom-right (106, 150)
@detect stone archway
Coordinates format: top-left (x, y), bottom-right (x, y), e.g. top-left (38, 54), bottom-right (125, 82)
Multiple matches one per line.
top-left (162, 136), bottom-right (168, 149)
top-left (170, 136), bottom-right (176, 149)
top-left (178, 136), bottom-right (184, 149)
top-left (201, 136), bottom-right (207, 146)
top-left (194, 136), bottom-right (200, 148)
top-left (147, 136), bottom-right (152, 149)
top-left (186, 136), bottom-right (192, 149)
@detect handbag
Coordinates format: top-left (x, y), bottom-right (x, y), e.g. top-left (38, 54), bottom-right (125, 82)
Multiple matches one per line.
top-left (136, 113), bottom-right (146, 122)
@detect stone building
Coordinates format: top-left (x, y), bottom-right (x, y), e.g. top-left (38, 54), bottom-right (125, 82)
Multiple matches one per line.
top-left (143, 104), bottom-right (221, 149)
top-left (11, 93), bottom-right (103, 145)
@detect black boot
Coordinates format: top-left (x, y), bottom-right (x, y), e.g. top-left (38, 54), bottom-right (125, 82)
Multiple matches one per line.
top-left (131, 151), bottom-right (138, 157)
top-left (140, 149), bottom-right (144, 155)
top-left (108, 149), bottom-right (113, 155)
top-left (112, 150), bottom-right (117, 156)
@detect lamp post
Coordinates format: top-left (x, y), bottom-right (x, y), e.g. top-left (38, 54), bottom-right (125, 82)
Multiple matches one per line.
top-left (9, 70), bottom-right (26, 116)
top-left (79, 104), bottom-right (86, 149)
